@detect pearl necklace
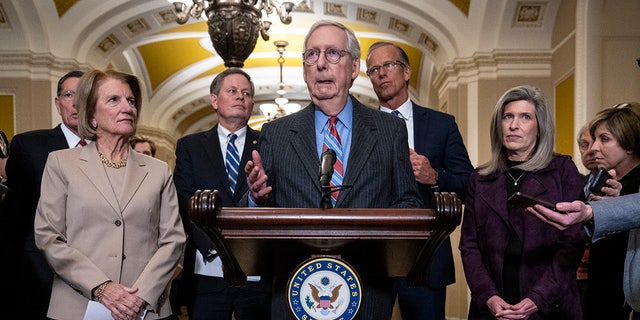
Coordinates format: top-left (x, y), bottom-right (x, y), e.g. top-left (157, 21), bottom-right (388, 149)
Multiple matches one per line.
top-left (99, 152), bottom-right (127, 169)
top-left (507, 170), bottom-right (525, 186)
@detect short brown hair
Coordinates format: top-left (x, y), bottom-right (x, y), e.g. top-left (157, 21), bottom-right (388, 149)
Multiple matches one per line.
top-left (210, 68), bottom-right (254, 96)
top-left (129, 135), bottom-right (157, 157)
top-left (589, 102), bottom-right (640, 155)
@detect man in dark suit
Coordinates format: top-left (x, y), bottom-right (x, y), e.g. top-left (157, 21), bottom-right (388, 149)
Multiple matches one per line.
top-left (244, 20), bottom-right (423, 319)
top-left (173, 68), bottom-right (270, 320)
top-left (0, 70), bottom-right (85, 319)
top-left (366, 42), bottom-right (474, 320)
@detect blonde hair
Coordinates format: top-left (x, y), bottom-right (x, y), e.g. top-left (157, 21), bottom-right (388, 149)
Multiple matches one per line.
top-left (76, 69), bottom-right (142, 141)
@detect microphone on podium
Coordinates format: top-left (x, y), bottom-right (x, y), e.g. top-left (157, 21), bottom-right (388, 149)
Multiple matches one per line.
top-left (319, 149), bottom-right (336, 208)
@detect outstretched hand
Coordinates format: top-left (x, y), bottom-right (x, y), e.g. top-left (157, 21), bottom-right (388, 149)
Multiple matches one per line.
top-left (244, 150), bottom-right (271, 205)
top-left (527, 200), bottom-right (593, 230)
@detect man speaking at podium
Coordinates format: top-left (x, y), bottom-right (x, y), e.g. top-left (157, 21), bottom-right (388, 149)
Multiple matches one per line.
top-left (244, 20), bottom-right (422, 319)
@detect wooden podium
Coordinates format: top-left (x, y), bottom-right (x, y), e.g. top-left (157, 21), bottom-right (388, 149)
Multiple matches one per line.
top-left (189, 190), bottom-right (462, 287)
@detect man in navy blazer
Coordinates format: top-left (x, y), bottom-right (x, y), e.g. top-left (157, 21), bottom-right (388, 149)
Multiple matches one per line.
top-left (173, 68), bottom-right (271, 319)
top-left (0, 70), bottom-right (85, 319)
top-left (244, 21), bottom-right (422, 319)
top-left (366, 42), bottom-right (474, 320)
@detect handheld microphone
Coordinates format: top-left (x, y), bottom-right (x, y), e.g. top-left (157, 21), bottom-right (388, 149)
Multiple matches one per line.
top-left (319, 149), bottom-right (336, 187)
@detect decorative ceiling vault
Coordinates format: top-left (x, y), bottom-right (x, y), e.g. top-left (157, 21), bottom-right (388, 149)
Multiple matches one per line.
top-left (4, 0), bottom-right (555, 137)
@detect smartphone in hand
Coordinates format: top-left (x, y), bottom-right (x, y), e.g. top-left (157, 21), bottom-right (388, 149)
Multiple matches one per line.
top-left (587, 168), bottom-right (613, 196)
top-left (508, 191), bottom-right (556, 210)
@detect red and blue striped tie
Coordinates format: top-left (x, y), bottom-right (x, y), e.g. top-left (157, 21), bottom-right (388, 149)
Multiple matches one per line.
top-left (323, 116), bottom-right (343, 205)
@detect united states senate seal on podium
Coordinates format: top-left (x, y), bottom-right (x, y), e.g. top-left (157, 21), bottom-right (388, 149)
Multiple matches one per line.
top-left (288, 257), bottom-right (362, 320)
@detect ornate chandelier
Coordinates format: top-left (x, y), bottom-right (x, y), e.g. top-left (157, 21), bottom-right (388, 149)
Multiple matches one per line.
top-left (259, 40), bottom-right (301, 120)
top-left (171, 0), bottom-right (301, 68)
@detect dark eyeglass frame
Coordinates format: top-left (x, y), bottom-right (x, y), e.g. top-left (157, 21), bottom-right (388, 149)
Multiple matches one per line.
top-left (302, 48), bottom-right (350, 65)
top-left (366, 60), bottom-right (406, 77)
top-left (58, 90), bottom-right (76, 102)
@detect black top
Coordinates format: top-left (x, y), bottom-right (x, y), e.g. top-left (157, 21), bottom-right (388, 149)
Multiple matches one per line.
top-left (503, 160), bottom-right (526, 304)
top-left (585, 163), bottom-right (640, 319)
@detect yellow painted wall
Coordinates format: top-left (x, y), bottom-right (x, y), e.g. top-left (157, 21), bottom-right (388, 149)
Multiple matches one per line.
top-left (555, 75), bottom-right (574, 155)
top-left (0, 94), bottom-right (14, 140)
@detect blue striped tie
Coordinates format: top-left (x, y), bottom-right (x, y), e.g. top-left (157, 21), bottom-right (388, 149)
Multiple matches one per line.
top-left (225, 133), bottom-right (240, 195)
top-left (391, 110), bottom-right (402, 118)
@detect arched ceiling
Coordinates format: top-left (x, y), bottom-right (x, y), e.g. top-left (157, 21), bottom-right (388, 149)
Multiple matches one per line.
top-left (0, 0), bottom-right (560, 138)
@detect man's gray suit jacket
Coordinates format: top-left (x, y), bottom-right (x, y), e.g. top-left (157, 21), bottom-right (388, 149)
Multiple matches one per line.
top-left (590, 193), bottom-right (640, 311)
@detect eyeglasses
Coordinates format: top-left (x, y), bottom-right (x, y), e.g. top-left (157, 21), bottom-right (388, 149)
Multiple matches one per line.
top-left (302, 48), bottom-right (349, 65)
top-left (59, 90), bottom-right (75, 102)
top-left (366, 60), bottom-right (406, 77)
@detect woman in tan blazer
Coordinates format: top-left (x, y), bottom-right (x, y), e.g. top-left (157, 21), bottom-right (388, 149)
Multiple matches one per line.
top-left (35, 69), bottom-right (186, 320)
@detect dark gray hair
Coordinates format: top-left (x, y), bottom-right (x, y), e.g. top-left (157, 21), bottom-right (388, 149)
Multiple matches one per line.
top-left (479, 85), bottom-right (555, 175)
top-left (56, 70), bottom-right (84, 96)
top-left (365, 42), bottom-right (410, 85)
top-left (365, 41), bottom-right (410, 67)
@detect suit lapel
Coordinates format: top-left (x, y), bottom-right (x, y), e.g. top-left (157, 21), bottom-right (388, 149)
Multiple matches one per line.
top-left (202, 126), bottom-right (233, 199)
top-left (119, 149), bottom-right (148, 213)
top-left (340, 101), bottom-right (377, 204)
top-left (235, 128), bottom-right (259, 201)
top-left (412, 102), bottom-right (429, 155)
top-left (510, 173), bottom-right (548, 241)
top-left (478, 173), bottom-right (509, 225)
top-left (203, 126), bottom-right (225, 173)
top-left (478, 170), bottom-right (550, 240)
top-left (79, 143), bottom-right (121, 216)
top-left (290, 105), bottom-right (321, 193)
top-left (204, 125), bottom-right (258, 202)
top-left (48, 125), bottom-right (70, 151)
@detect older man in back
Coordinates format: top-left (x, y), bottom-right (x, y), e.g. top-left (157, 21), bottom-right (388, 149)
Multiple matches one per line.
top-left (0, 71), bottom-right (86, 319)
